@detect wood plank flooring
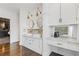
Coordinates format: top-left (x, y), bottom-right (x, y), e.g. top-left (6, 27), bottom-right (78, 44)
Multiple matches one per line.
top-left (0, 42), bottom-right (41, 56)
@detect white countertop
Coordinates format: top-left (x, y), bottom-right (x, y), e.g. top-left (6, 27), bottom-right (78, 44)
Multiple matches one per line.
top-left (46, 37), bottom-right (79, 52)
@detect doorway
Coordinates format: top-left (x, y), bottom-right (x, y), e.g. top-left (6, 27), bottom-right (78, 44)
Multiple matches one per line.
top-left (0, 17), bottom-right (10, 55)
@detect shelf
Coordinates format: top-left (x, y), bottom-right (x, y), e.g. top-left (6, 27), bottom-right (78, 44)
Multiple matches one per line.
top-left (27, 29), bottom-right (42, 34)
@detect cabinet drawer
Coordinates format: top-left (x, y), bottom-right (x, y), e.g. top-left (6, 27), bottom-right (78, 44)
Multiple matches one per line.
top-left (22, 36), bottom-right (42, 54)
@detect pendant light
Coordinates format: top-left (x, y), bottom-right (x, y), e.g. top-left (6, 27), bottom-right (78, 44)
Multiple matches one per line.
top-left (59, 3), bottom-right (62, 23)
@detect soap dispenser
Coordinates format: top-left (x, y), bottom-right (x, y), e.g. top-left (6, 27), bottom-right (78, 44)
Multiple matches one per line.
top-left (54, 31), bottom-right (59, 38)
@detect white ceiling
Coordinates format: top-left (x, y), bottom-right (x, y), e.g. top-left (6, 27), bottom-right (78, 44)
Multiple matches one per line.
top-left (0, 3), bottom-right (79, 14)
top-left (0, 3), bottom-right (42, 13)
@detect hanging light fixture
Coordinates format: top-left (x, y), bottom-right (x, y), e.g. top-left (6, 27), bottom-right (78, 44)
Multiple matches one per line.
top-left (59, 3), bottom-right (62, 23)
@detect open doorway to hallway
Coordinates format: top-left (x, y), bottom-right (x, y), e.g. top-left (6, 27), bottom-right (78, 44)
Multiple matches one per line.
top-left (0, 17), bottom-right (10, 54)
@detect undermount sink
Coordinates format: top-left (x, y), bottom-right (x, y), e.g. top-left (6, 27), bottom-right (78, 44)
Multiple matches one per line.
top-left (47, 37), bottom-right (79, 52)
top-left (51, 40), bottom-right (68, 46)
top-left (57, 43), bottom-right (62, 45)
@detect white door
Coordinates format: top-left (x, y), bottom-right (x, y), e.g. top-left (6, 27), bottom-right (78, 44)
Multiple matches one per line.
top-left (61, 3), bottom-right (77, 25)
top-left (43, 3), bottom-right (60, 25)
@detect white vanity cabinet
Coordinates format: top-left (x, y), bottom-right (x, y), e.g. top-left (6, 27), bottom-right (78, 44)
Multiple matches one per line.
top-left (22, 36), bottom-right (32, 49)
top-left (22, 36), bottom-right (42, 54)
top-left (45, 37), bottom-right (79, 56)
top-left (61, 3), bottom-right (77, 25)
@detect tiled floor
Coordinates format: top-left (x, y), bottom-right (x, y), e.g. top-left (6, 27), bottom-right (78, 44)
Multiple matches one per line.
top-left (0, 42), bottom-right (41, 56)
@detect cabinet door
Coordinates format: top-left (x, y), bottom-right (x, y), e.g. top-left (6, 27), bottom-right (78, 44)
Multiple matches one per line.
top-left (77, 8), bottom-right (79, 24)
top-left (61, 3), bottom-right (77, 24)
top-left (31, 38), bottom-right (42, 54)
top-left (43, 3), bottom-right (60, 25)
top-left (22, 36), bottom-right (32, 49)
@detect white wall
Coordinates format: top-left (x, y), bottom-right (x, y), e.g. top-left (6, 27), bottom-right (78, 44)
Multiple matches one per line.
top-left (0, 8), bottom-right (19, 43)
top-left (42, 4), bottom-right (52, 55)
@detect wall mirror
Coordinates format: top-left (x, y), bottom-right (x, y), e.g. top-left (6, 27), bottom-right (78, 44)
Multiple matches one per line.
top-left (50, 24), bottom-right (77, 39)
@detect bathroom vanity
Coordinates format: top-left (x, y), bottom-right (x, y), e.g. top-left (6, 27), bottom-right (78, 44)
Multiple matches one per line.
top-left (22, 35), bottom-right (42, 54)
top-left (43, 24), bottom-right (79, 56)
top-left (45, 37), bottom-right (79, 56)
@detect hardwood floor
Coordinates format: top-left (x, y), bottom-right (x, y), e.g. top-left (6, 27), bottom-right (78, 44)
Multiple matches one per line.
top-left (0, 37), bottom-right (10, 44)
top-left (0, 42), bottom-right (41, 56)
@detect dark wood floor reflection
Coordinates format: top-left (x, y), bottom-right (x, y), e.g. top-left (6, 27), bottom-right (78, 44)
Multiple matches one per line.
top-left (0, 42), bottom-right (41, 56)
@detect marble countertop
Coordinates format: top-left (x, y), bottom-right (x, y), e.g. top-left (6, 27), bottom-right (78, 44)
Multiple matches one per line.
top-left (47, 37), bottom-right (79, 44)
top-left (46, 37), bottom-right (79, 52)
